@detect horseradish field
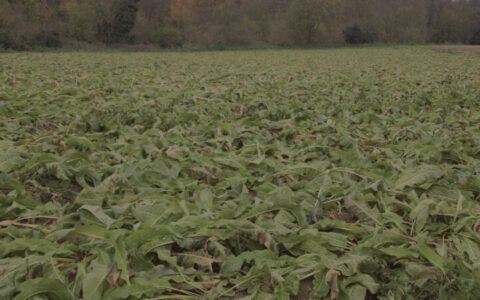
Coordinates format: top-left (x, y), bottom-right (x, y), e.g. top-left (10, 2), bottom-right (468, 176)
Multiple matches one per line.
top-left (1, 47), bottom-right (480, 299)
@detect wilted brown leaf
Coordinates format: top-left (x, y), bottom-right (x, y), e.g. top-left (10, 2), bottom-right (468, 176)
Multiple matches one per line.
top-left (473, 220), bottom-right (480, 239)
top-left (293, 134), bottom-right (316, 144)
top-left (325, 269), bottom-right (341, 300)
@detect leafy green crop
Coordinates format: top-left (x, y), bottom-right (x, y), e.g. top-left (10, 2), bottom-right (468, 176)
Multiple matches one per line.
top-left (1, 47), bottom-right (480, 299)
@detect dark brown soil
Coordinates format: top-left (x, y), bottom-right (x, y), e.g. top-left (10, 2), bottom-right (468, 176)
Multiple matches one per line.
top-left (292, 278), bottom-right (318, 300)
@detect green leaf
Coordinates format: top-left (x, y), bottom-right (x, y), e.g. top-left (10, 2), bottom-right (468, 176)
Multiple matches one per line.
top-left (13, 278), bottom-right (72, 300)
top-left (342, 274), bottom-right (379, 294)
top-left (82, 263), bottom-right (110, 300)
top-left (410, 198), bottom-right (435, 233)
top-left (341, 284), bottom-right (367, 300)
top-left (79, 205), bottom-right (114, 228)
top-left (221, 255), bottom-right (244, 274)
top-left (103, 278), bottom-right (172, 300)
top-left (379, 247), bottom-right (419, 259)
top-left (394, 166), bottom-right (444, 190)
top-left (344, 191), bottom-right (381, 225)
top-left (113, 238), bottom-right (130, 284)
top-left (0, 148), bottom-right (26, 173)
top-left (417, 241), bottom-right (448, 274)
top-left (71, 225), bottom-right (109, 239)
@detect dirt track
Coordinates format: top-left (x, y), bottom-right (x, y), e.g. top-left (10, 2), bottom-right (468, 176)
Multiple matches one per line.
top-left (433, 45), bottom-right (480, 53)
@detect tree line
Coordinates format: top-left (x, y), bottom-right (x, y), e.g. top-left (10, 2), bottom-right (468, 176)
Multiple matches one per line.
top-left (1, 0), bottom-right (479, 50)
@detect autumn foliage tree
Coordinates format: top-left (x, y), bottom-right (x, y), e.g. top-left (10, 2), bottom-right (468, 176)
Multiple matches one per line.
top-left (170, 0), bottom-right (194, 22)
top-left (1, 0), bottom-right (480, 50)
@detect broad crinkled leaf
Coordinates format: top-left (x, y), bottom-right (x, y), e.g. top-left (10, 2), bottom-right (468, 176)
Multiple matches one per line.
top-left (13, 278), bottom-right (72, 300)
top-left (394, 166), bottom-right (444, 190)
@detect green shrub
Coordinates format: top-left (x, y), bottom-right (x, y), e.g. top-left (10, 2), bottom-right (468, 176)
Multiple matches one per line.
top-left (34, 30), bottom-right (62, 48)
top-left (111, 0), bottom-right (139, 43)
top-left (343, 26), bottom-right (378, 44)
top-left (470, 28), bottom-right (480, 45)
top-left (150, 25), bottom-right (182, 48)
top-left (0, 29), bottom-right (13, 49)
